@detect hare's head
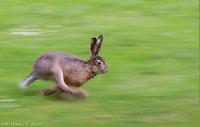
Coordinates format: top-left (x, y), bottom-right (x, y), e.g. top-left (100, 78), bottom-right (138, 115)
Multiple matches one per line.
top-left (88, 35), bottom-right (108, 74)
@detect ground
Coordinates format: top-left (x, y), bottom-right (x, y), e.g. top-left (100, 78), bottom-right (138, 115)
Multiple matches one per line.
top-left (0, 0), bottom-right (199, 127)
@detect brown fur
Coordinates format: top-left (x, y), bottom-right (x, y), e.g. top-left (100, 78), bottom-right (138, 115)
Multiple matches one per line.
top-left (21, 35), bottom-right (107, 99)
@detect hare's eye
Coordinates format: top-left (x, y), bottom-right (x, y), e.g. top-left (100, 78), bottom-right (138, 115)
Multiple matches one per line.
top-left (97, 62), bottom-right (101, 65)
top-left (96, 60), bottom-right (101, 65)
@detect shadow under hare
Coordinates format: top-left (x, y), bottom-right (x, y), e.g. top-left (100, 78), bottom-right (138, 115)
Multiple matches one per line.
top-left (21, 35), bottom-right (108, 99)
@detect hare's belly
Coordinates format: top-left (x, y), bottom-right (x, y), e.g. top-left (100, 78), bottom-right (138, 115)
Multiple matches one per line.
top-left (64, 72), bottom-right (88, 87)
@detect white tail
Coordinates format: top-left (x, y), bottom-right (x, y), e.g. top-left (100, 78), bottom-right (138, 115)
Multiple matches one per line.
top-left (20, 75), bottom-right (37, 89)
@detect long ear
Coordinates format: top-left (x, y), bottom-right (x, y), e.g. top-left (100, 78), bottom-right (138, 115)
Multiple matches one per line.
top-left (95, 35), bottom-right (103, 55)
top-left (90, 37), bottom-right (97, 56)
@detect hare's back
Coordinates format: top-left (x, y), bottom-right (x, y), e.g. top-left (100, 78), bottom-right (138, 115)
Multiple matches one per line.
top-left (32, 52), bottom-right (76, 78)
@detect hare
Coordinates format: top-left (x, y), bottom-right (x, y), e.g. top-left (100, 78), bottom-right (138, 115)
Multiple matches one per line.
top-left (21, 35), bottom-right (107, 98)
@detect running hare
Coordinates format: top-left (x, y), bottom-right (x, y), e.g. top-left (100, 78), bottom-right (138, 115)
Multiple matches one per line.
top-left (21, 35), bottom-right (107, 98)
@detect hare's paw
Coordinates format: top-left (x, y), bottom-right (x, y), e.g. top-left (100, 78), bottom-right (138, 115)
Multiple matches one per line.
top-left (41, 89), bottom-right (56, 96)
top-left (73, 90), bottom-right (88, 99)
top-left (59, 90), bottom-right (88, 100)
top-left (59, 92), bottom-right (74, 100)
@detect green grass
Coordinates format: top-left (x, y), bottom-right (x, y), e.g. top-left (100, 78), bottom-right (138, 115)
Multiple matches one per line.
top-left (0, 0), bottom-right (199, 127)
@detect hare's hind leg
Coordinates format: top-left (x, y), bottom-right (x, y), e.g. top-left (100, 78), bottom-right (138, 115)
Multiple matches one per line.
top-left (42, 86), bottom-right (61, 96)
top-left (20, 73), bottom-right (38, 89)
top-left (51, 66), bottom-right (87, 99)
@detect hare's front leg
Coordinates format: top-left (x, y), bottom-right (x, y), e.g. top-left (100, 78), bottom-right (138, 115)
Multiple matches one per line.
top-left (59, 88), bottom-right (88, 99)
top-left (41, 85), bottom-right (88, 99)
top-left (42, 86), bottom-right (60, 96)
top-left (52, 66), bottom-right (87, 98)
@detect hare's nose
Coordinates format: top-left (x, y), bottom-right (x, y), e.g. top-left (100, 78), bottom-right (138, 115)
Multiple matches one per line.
top-left (103, 68), bottom-right (108, 73)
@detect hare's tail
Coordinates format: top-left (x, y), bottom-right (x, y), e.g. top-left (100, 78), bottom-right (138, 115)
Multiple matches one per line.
top-left (20, 73), bottom-right (37, 89)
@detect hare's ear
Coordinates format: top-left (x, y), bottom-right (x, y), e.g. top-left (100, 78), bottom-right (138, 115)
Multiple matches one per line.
top-left (95, 35), bottom-right (103, 55)
top-left (90, 37), bottom-right (97, 56)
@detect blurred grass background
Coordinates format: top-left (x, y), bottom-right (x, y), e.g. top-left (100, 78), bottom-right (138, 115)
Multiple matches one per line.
top-left (0, 0), bottom-right (199, 127)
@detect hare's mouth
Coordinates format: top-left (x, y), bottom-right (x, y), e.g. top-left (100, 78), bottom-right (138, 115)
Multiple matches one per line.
top-left (101, 69), bottom-right (108, 74)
